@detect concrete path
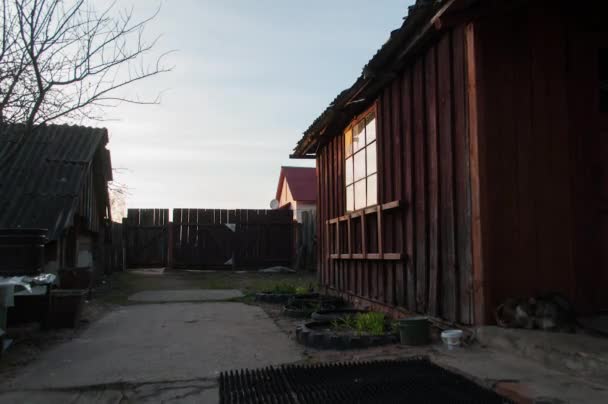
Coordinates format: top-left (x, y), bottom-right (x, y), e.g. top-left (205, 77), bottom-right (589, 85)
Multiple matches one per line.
top-left (0, 295), bottom-right (302, 403)
top-left (128, 289), bottom-right (243, 302)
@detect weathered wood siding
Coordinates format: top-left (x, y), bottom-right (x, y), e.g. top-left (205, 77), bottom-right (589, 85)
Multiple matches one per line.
top-left (473, 1), bottom-right (608, 319)
top-left (173, 208), bottom-right (293, 269)
top-left (126, 208), bottom-right (169, 268)
top-left (317, 27), bottom-right (474, 325)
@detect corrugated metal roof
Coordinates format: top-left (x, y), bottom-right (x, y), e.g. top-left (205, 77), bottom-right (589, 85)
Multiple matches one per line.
top-left (0, 124), bottom-right (109, 240)
top-left (292, 0), bottom-right (462, 157)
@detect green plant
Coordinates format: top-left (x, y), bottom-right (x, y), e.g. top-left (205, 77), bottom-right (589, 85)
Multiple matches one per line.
top-left (295, 286), bottom-right (309, 295)
top-left (271, 283), bottom-right (298, 294)
top-left (330, 312), bottom-right (386, 336)
top-left (355, 312), bottom-right (386, 336)
top-left (331, 315), bottom-right (357, 331)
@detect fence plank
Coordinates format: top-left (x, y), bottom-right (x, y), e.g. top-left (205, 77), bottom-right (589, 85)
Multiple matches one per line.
top-left (125, 209), bottom-right (169, 268)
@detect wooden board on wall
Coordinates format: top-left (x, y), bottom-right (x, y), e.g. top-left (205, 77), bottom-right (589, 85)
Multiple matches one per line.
top-left (315, 27), bottom-right (475, 325)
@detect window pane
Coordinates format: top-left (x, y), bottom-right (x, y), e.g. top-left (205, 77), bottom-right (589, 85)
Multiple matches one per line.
top-left (346, 184), bottom-right (354, 212)
top-left (366, 141), bottom-right (377, 175)
top-left (354, 150), bottom-right (366, 181)
top-left (367, 174), bottom-right (377, 206)
top-left (365, 113), bottom-right (376, 144)
top-left (353, 121), bottom-right (365, 152)
top-left (345, 156), bottom-right (353, 185)
top-left (344, 128), bottom-right (353, 157)
top-left (354, 179), bottom-right (366, 210)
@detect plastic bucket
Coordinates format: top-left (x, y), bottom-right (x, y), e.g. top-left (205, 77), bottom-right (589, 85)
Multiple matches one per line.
top-left (398, 317), bottom-right (430, 346)
top-left (441, 329), bottom-right (464, 349)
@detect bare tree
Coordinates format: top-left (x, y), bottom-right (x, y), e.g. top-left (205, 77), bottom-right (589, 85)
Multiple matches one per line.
top-left (0, 0), bottom-right (172, 130)
top-left (109, 178), bottom-right (128, 222)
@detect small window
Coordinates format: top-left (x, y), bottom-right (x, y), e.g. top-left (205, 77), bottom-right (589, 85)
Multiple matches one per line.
top-left (344, 110), bottom-right (378, 212)
top-left (600, 49), bottom-right (608, 113)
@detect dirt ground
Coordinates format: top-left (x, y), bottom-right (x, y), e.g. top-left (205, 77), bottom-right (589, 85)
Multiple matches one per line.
top-left (0, 268), bottom-right (316, 382)
top-left (2, 269), bottom-right (607, 404)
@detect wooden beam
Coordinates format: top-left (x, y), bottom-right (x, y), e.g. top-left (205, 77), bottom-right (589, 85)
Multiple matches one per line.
top-left (377, 205), bottom-right (384, 259)
top-left (347, 216), bottom-right (353, 259)
top-left (329, 253), bottom-right (404, 261)
top-left (361, 210), bottom-right (367, 259)
top-left (335, 222), bottom-right (340, 255)
top-left (465, 22), bottom-right (486, 326)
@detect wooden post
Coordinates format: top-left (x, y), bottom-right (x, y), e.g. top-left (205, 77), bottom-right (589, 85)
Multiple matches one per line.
top-left (347, 216), bottom-right (352, 259)
top-left (466, 22), bottom-right (486, 325)
top-left (167, 221), bottom-right (174, 269)
top-left (361, 212), bottom-right (367, 259)
top-left (377, 206), bottom-right (383, 259)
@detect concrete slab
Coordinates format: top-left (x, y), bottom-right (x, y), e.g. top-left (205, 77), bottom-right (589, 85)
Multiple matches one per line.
top-left (128, 289), bottom-right (243, 302)
top-left (1, 302), bottom-right (302, 390)
top-left (129, 268), bottom-right (165, 275)
top-left (476, 326), bottom-right (608, 380)
top-left (0, 391), bottom-right (114, 404)
top-left (432, 346), bottom-right (608, 404)
top-left (0, 381), bottom-right (219, 404)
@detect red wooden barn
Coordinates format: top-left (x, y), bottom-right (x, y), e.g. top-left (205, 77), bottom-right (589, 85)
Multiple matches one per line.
top-left (291, 0), bottom-right (608, 325)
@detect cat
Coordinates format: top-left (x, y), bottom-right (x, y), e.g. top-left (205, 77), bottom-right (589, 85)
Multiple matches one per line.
top-left (495, 293), bottom-right (576, 332)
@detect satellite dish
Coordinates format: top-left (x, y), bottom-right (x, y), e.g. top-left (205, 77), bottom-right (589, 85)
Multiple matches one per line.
top-left (270, 199), bottom-right (280, 209)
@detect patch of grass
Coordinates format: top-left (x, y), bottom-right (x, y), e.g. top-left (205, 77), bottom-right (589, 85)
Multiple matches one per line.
top-left (355, 312), bottom-right (386, 336)
top-left (331, 312), bottom-right (387, 336)
top-left (97, 270), bottom-right (318, 306)
top-left (271, 282), bottom-right (298, 294)
top-left (269, 282), bottom-right (314, 295)
top-left (295, 286), bottom-right (310, 295)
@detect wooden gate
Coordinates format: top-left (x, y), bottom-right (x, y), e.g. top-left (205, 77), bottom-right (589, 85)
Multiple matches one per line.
top-left (125, 209), bottom-right (168, 268)
top-left (172, 208), bottom-right (293, 269)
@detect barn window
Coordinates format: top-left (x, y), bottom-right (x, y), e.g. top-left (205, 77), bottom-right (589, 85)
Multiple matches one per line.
top-left (600, 49), bottom-right (608, 113)
top-left (345, 110), bottom-right (377, 211)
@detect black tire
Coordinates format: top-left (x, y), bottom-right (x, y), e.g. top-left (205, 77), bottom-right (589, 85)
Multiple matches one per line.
top-left (283, 303), bottom-right (336, 319)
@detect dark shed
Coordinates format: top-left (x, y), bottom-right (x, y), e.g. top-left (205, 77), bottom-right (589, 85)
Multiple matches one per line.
top-left (0, 124), bottom-right (113, 278)
top-left (292, 0), bottom-right (608, 325)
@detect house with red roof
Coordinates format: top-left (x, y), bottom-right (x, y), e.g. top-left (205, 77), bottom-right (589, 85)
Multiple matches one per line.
top-left (275, 166), bottom-right (316, 222)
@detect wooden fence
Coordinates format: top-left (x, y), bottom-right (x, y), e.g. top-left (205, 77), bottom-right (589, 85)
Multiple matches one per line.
top-left (172, 208), bottom-right (293, 269)
top-left (294, 210), bottom-right (316, 271)
top-left (125, 209), bottom-right (169, 268)
top-left (104, 221), bottom-right (125, 273)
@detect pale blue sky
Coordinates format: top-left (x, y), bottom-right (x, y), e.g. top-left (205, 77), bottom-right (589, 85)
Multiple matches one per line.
top-left (107, 0), bottom-right (412, 211)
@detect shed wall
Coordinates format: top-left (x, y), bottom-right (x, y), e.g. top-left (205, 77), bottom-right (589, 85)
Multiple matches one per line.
top-left (473, 1), bottom-right (608, 318)
top-left (317, 27), bottom-right (474, 324)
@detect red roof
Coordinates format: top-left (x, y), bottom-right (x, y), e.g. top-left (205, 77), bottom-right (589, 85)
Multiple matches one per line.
top-left (276, 166), bottom-right (316, 202)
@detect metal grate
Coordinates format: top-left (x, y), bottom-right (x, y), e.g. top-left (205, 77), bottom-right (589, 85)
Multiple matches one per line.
top-left (220, 358), bottom-right (512, 404)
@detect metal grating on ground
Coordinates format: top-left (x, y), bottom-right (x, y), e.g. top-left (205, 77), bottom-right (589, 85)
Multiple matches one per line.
top-left (219, 358), bottom-right (512, 404)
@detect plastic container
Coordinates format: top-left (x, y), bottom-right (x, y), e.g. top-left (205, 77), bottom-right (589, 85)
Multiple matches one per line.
top-left (441, 329), bottom-right (464, 349)
top-left (398, 317), bottom-right (430, 346)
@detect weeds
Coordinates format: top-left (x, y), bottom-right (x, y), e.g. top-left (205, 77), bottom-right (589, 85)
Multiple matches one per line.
top-left (271, 282), bottom-right (314, 295)
top-left (271, 283), bottom-right (297, 294)
top-left (331, 312), bottom-right (386, 336)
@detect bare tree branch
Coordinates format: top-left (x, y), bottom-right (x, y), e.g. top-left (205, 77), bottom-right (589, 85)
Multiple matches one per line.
top-left (0, 0), bottom-right (173, 129)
